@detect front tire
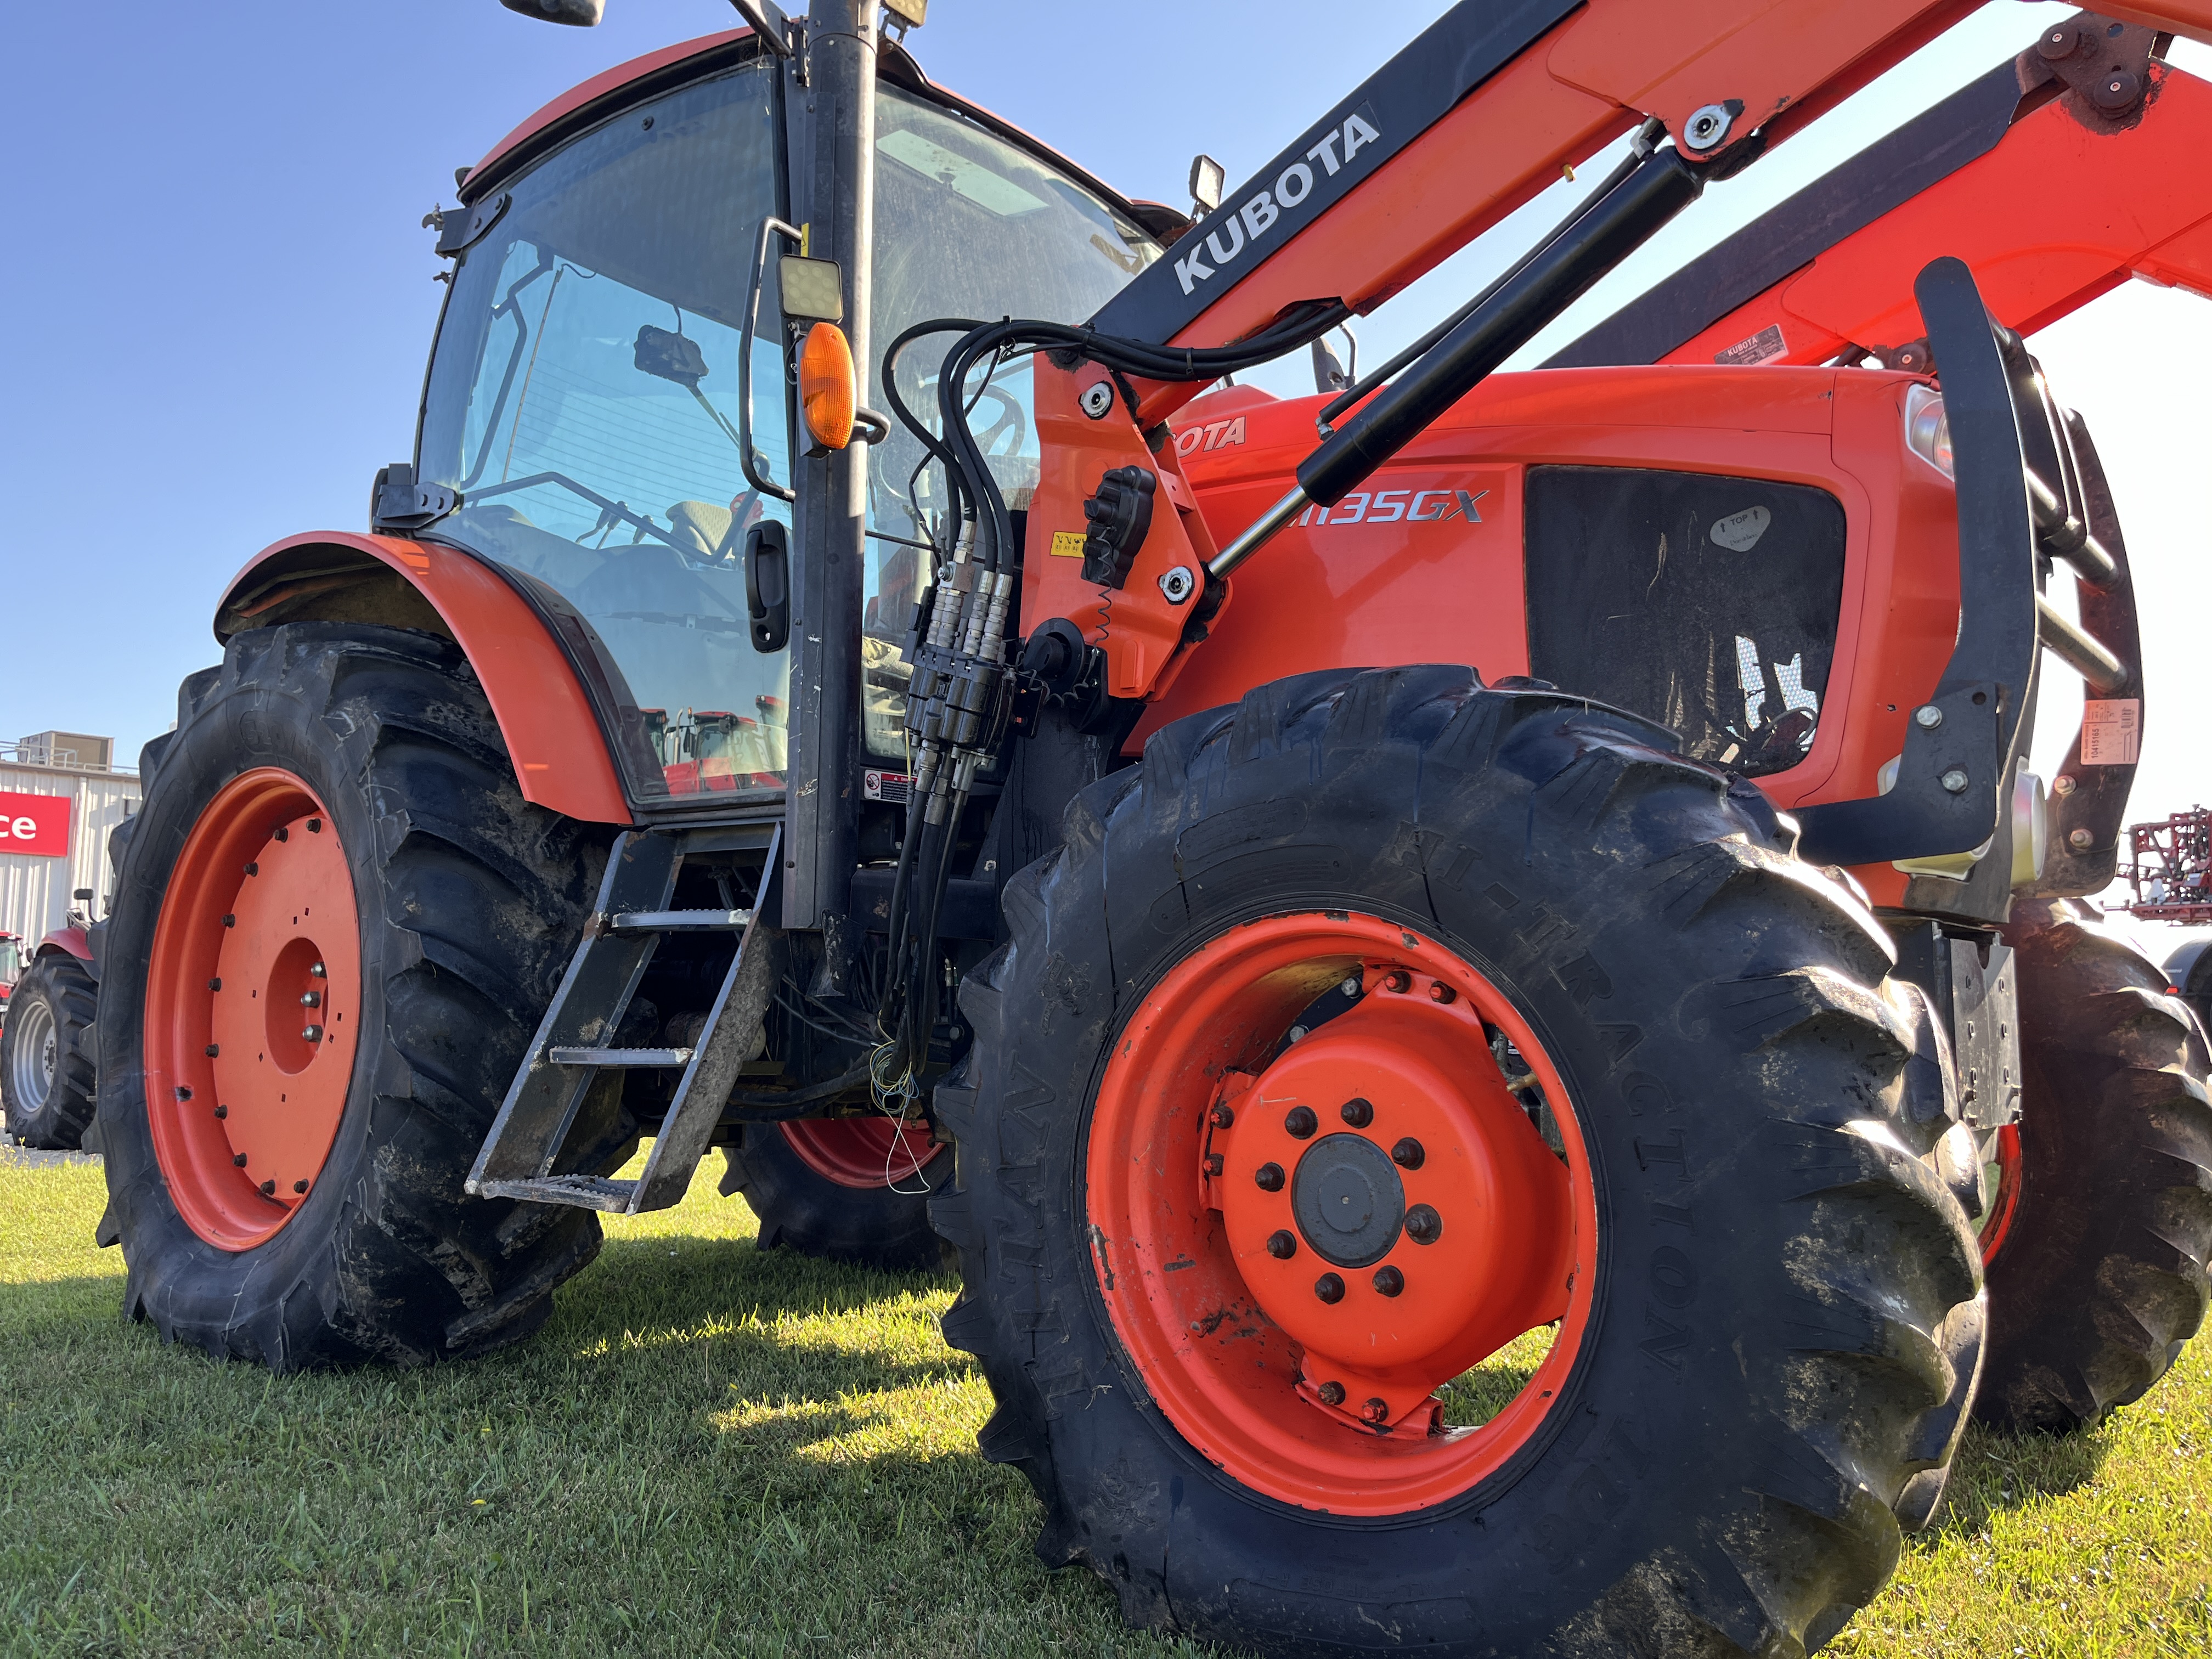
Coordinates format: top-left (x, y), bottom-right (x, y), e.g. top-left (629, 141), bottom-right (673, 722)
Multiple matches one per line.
top-left (100, 623), bottom-right (629, 1369)
top-left (1975, 901), bottom-right (2212, 1431)
top-left (2, 953), bottom-right (98, 1149)
top-left (934, 669), bottom-right (1983, 1656)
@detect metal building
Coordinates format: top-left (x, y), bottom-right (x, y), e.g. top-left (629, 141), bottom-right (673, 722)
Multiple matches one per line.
top-left (1, 733), bottom-right (142, 955)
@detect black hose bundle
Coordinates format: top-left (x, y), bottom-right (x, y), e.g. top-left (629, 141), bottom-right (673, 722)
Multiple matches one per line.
top-left (866, 298), bottom-right (1349, 1093)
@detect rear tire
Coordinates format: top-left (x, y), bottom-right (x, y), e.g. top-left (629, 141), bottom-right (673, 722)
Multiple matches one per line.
top-left (99, 623), bottom-right (630, 1369)
top-left (2, 953), bottom-right (98, 1149)
top-left (1975, 901), bottom-right (2212, 1431)
top-left (719, 1119), bottom-right (947, 1271)
top-left (934, 668), bottom-right (1983, 1656)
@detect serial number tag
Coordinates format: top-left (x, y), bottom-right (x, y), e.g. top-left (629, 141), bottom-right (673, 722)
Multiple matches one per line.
top-left (2080, 698), bottom-right (2141, 765)
top-left (1049, 531), bottom-right (1086, 558)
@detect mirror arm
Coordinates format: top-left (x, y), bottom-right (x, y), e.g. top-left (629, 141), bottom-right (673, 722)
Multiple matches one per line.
top-left (739, 216), bottom-right (804, 504)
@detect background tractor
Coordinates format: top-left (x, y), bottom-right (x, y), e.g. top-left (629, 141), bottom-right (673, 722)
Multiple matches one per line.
top-left (80, 1), bottom-right (2212, 1653)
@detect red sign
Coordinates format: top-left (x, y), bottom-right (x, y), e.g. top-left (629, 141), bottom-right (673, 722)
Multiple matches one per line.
top-left (0, 791), bottom-right (70, 858)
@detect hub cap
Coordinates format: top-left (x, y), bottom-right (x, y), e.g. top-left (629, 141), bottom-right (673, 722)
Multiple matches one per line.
top-left (9, 992), bottom-right (58, 1112)
top-left (1087, 912), bottom-right (1595, 1514)
top-left (145, 770), bottom-right (360, 1251)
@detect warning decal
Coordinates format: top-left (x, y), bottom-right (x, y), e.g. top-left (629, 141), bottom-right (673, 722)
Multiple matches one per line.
top-left (2080, 699), bottom-right (2141, 765)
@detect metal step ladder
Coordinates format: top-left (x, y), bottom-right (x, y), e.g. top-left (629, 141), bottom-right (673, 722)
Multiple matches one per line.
top-left (466, 823), bottom-right (781, 1214)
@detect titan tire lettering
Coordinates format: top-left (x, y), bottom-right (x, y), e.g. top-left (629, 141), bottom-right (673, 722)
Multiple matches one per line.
top-left (1649, 1246), bottom-right (1698, 1308)
top-left (1622, 1071), bottom-right (1673, 1115)
top-left (1556, 950), bottom-right (1612, 1007)
top-left (1635, 1127), bottom-right (1689, 1173)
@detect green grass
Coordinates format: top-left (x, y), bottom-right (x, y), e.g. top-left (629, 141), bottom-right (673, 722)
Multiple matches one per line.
top-left (1, 1153), bottom-right (2206, 1658)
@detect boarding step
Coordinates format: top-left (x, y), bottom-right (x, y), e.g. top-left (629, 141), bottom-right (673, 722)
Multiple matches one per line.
top-left (546, 1046), bottom-right (693, 1068)
top-left (608, 909), bottom-right (751, 934)
top-left (466, 824), bottom-right (782, 1217)
top-left (475, 1174), bottom-right (640, 1213)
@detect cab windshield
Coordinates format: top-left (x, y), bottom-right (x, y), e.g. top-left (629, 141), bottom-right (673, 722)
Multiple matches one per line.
top-left (416, 59), bottom-right (1157, 798)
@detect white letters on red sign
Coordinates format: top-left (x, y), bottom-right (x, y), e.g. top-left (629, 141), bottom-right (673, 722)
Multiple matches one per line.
top-left (0, 790), bottom-right (70, 858)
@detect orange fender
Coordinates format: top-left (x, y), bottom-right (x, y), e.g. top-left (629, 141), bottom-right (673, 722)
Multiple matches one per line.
top-left (215, 532), bottom-right (631, 826)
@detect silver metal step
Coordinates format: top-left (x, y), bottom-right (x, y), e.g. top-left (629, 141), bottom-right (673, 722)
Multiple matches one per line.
top-left (546, 1046), bottom-right (693, 1068)
top-left (476, 1173), bottom-right (639, 1213)
top-left (608, 909), bottom-right (752, 933)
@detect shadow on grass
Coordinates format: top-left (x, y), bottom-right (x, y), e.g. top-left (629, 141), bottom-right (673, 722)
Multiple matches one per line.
top-left (1928, 1419), bottom-right (2112, 1535)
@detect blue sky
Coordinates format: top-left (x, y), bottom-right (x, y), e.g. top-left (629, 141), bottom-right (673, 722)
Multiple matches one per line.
top-left (2, 1), bottom-right (2204, 943)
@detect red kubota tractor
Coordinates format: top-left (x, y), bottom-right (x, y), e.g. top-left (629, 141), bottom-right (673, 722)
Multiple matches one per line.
top-left (2, 896), bottom-right (103, 1150)
top-left (83, 0), bottom-right (2212, 1651)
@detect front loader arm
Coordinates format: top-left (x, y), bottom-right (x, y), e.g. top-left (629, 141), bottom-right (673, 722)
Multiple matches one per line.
top-left (1548, 21), bottom-right (2212, 370)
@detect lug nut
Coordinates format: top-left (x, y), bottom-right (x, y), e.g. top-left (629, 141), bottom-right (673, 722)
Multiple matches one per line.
top-left (301, 991), bottom-right (322, 1008)
top-left (307, 819), bottom-right (321, 833)
top-left (174, 1086), bottom-right (193, 1101)
top-left (1210, 1101), bottom-right (1235, 1129)
top-left (1373, 1266), bottom-right (1404, 1297)
top-left (1381, 970), bottom-right (1412, 994)
top-left (1266, 1229), bottom-right (1297, 1259)
top-left (1203, 1153), bottom-right (1224, 1177)
top-left (274, 827), bottom-right (289, 842)
top-left (294, 1180), bottom-right (309, 1194)
top-left (1391, 1137), bottom-right (1425, 1169)
top-left (222, 914), bottom-right (235, 928)
top-left (205, 1043), bottom-right (219, 1058)
top-left (1340, 1097), bottom-right (1373, 1127)
top-left (1255, 1161), bottom-right (1285, 1192)
top-left (1427, 981), bottom-right (1455, 1005)
top-left (213, 1105), bottom-right (228, 1120)
top-left (260, 1180), bottom-right (276, 1196)
top-left (1318, 1380), bottom-right (1346, 1407)
top-left (1314, 1272), bottom-right (1345, 1304)
top-left (302, 1025), bottom-right (324, 1042)
top-left (1361, 1398), bottom-right (1390, 1425)
top-left (1405, 1203), bottom-right (1443, 1245)
top-left (310, 962), bottom-right (326, 978)
top-left (233, 1153), bottom-right (249, 1167)
top-left (207, 978), bottom-right (222, 992)
top-left (1284, 1105), bottom-right (1318, 1139)
top-left (243, 861), bottom-right (258, 877)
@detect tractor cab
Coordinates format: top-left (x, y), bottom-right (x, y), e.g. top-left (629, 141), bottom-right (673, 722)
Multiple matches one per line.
top-left (403, 31), bottom-right (1163, 811)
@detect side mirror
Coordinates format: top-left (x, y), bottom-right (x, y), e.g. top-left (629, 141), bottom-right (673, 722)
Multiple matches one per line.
top-left (499, 0), bottom-right (604, 22)
top-left (746, 520), bottom-right (791, 653)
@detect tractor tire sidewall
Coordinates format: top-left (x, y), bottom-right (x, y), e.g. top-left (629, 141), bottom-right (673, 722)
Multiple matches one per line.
top-left (935, 669), bottom-right (1980, 1657)
top-left (1978, 901), bottom-right (2212, 1431)
top-left (99, 624), bottom-right (615, 1369)
top-left (2, 955), bottom-right (97, 1149)
top-left (720, 1126), bottom-right (949, 1272)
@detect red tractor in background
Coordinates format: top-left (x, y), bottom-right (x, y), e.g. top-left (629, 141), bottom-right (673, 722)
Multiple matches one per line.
top-left (2, 897), bottom-right (102, 1150)
top-left (77, 0), bottom-right (2212, 1652)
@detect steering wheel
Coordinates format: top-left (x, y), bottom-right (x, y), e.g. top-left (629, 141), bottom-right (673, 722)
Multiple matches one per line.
top-left (966, 383), bottom-right (1028, 458)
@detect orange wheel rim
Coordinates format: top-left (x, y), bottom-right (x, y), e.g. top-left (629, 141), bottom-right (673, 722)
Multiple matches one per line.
top-left (145, 769), bottom-right (361, 1251)
top-left (1978, 1121), bottom-right (2023, 1265)
top-left (782, 1116), bottom-right (944, 1188)
top-left (1087, 912), bottom-right (1596, 1515)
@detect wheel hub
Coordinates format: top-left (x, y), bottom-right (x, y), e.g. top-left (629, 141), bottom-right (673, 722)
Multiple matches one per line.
top-left (1216, 978), bottom-right (1575, 1428)
top-left (146, 770), bottom-right (360, 1252)
top-left (1290, 1133), bottom-right (1404, 1267)
top-left (9, 995), bottom-right (56, 1110)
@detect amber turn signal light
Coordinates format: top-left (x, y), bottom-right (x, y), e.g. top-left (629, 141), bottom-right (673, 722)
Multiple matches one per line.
top-left (799, 321), bottom-right (856, 452)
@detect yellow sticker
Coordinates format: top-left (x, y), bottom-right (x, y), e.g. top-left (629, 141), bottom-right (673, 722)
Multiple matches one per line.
top-left (1049, 531), bottom-right (1087, 558)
